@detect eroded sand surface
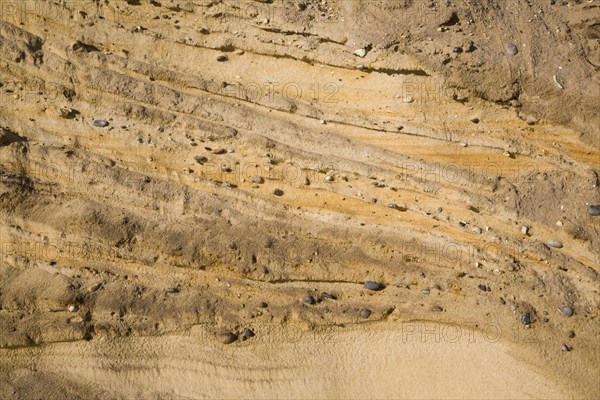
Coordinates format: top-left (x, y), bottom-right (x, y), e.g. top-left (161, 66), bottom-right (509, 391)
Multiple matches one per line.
top-left (0, 0), bottom-right (599, 398)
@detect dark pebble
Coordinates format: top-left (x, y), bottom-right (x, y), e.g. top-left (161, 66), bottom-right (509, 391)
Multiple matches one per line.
top-left (470, 117), bottom-right (480, 124)
top-left (194, 155), bottom-right (208, 164)
top-left (478, 284), bottom-right (487, 292)
top-left (363, 281), bottom-right (385, 291)
top-left (259, 302), bottom-right (268, 308)
top-left (92, 119), bottom-right (109, 127)
top-left (305, 295), bottom-right (316, 305)
top-left (453, 47), bottom-right (463, 53)
top-left (561, 344), bottom-right (571, 352)
top-left (251, 176), bottom-right (265, 184)
top-left (321, 292), bottom-right (337, 300)
top-left (360, 309), bottom-right (372, 319)
top-left (272, 188), bottom-right (284, 196)
top-left (216, 55), bottom-right (228, 62)
top-left (521, 313), bottom-right (531, 325)
top-left (242, 328), bottom-right (255, 339)
top-left (218, 330), bottom-right (238, 344)
top-left (588, 205), bottom-right (600, 216)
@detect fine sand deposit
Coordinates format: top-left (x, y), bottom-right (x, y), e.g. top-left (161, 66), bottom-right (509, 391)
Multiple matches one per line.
top-left (0, 0), bottom-right (599, 399)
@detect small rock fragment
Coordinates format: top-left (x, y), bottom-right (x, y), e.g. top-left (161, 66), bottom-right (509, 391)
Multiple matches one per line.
top-left (588, 205), bottom-right (600, 216)
top-left (272, 188), bottom-right (284, 196)
top-left (363, 281), bottom-right (385, 291)
top-left (558, 306), bottom-right (574, 317)
top-left (547, 240), bottom-right (563, 249)
top-left (92, 119), bottom-right (109, 128)
top-left (561, 344), bottom-right (571, 352)
top-left (521, 225), bottom-right (529, 235)
top-left (421, 288), bottom-right (430, 295)
top-left (305, 295), bottom-right (316, 305)
top-left (216, 55), bottom-right (228, 62)
top-left (194, 155), bottom-right (208, 164)
top-left (432, 306), bottom-right (444, 312)
top-left (506, 43), bottom-right (518, 55)
top-left (321, 292), bottom-right (337, 300)
top-left (359, 309), bottom-right (372, 319)
top-left (218, 330), bottom-right (238, 344)
top-left (521, 313), bottom-right (531, 325)
top-left (251, 175), bottom-right (265, 184)
top-left (354, 48), bottom-right (368, 58)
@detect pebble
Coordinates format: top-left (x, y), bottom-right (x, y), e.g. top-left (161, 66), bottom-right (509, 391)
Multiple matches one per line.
top-left (216, 55), bottom-right (228, 62)
top-left (558, 306), bottom-right (574, 317)
top-left (363, 281), bottom-right (385, 291)
top-left (561, 344), bottom-right (571, 352)
top-left (303, 177), bottom-right (310, 186)
top-left (421, 288), bottom-right (430, 295)
top-left (521, 225), bottom-right (529, 235)
top-left (325, 175), bottom-right (334, 182)
top-left (68, 304), bottom-right (78, 312)
top-left (92, 119), bottom-right (109, 128)
top-left (547, 240), bottom-right (563, 249)
top-left (432, 306), bottom-right (444, 312)
top-left (321, 292), bottom-right (337, 300)
top-left (472, 227), bottom-right (482, 234)
top-left (470, 117), bottom-right (480, 124)
top-left (212, 148), bottom-right (227, 154)
top-left (506, 43), bottom-right (518, 55)
top-left (272, 188), bottom-right (284, 196)
top-left (218, 330), bottom-right (238, 344)
top-left (360, 309), bottom-right (372, 319)
top-left (371, 198), bottom-right (378, 203)
top-left (588, 205), bottom-right (600, 216)
top-left (453, 46), bottom-right (463, 53)
top-left (521, 313), bottom-right (531, 325)
top-left (403, 96), bottom-right (414, 103)
top-left (194, 155), bottom-right (208, 164)
top-left (354, 48), bottom-right (368, 58)
top-left (305, 295), bottom-right (316, 305)
top-left (478, 284), bottom-right (488, 292)
top-left (251, 175), bottom-right (264, 184)
top-left (242, 328), bottom-right (255, 340)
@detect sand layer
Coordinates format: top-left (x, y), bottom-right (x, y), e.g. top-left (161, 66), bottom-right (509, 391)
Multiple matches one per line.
top-left (1, 0), bottom-right (599, 398)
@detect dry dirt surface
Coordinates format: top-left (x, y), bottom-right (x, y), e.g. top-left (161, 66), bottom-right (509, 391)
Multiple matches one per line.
top-left (1, 0), bottom-right (599, 399)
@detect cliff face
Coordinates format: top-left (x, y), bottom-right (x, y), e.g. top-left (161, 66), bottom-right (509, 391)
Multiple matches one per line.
top-left (0, 1), bottom-right (599, 398)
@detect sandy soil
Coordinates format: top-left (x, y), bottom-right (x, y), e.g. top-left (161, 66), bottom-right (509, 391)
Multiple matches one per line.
top-left (0, 0), bottom-right (599, 398)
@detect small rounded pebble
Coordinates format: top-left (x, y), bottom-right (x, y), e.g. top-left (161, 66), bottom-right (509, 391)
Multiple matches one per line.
top-left (242, 328), bottom-right (255, 339)
top-left (363, 281), bottom-right (385, 291)
top-left (521, 226), bottom-right (529, 235)
top-left (218, 330), bottom-right (238, 344)
top-left (359, 309), bottom-right (372, 319)
top-left (304, 295), bottom-right (316, 305)
top-left (421, 288), bottom-right (430, 295)
top-left (325, 175), bottom-right (334, 182)
top-left (251, 175), bottom-right (265, 184)
top-left (588, 205), bottom-right (600, 216)
top-left (558, 306), bottom-right (574, 317)
top-left (478, 284), bottom-right (488, 292)
top-left (216, 55), bottom-right (228, 62)
top-left (194, 156), bottom-right (208, 164)
top-left (432, 306), bottom-right (444, 312)
top-left (547, 240), bottom-right (563, 249)
top-left (521, 313), bottom-right (531, 325)
top-left (561, 344), bottom-right (571, 352)
top-left (272, 188), bottom-right (284, 196)
top-left (470, 117), bottom-right (480, 124)
top-left (506, 43), bottom-right (518, 55)
top-left (92, 119), bottom-right (108, 127)
top-left (68, 304), bottom-right (78, 312)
